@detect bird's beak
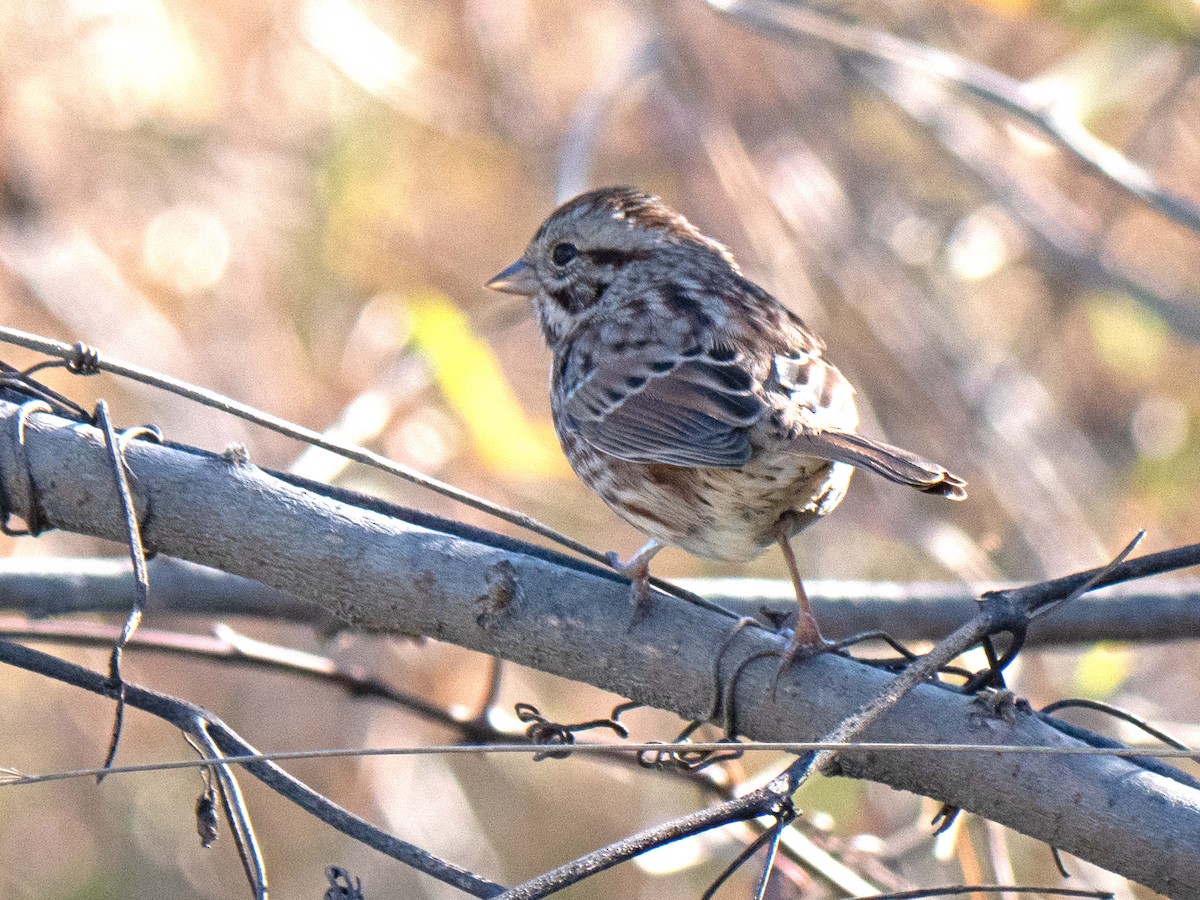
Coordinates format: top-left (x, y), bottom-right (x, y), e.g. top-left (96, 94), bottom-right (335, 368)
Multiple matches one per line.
top-left (486, 258), bottom-right (539, 296)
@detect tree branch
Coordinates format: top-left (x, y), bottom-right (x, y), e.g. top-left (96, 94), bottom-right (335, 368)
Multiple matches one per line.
top-left (2, 396), bottom-right (1199, 895)
top-left (705, 0), bottom-right (1200, 235)
top-left (0, 638), bottom-right (505, 898)
top-left (4, 556), bottom-right (1196, 645)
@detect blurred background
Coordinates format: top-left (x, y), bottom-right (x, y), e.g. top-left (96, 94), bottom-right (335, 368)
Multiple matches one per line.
top-left (0, 0), bottom-right (1198, 896)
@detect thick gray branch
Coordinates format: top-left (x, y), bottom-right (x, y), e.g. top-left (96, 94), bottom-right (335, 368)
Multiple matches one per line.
top-left (1, 398), bottom-right (1198, 896)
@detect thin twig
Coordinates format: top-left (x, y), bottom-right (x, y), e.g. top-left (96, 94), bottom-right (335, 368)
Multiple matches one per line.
top-left (1041, 698), bottom-right (1197, 758)
top-left (95, 399), bottom-right (157, 776)
top-left (863, 887), bottom-right (1111, 900)
top-left (495, 771), bottom-right (797, 900)
top-left (0, 616), bottom-right (481, 736)
top-left (190, 720), bottom-right (269, 900)
top-left (706, 0), bottom-right (1200, 234)
top-left (0, 638), bottom-right (507, 898)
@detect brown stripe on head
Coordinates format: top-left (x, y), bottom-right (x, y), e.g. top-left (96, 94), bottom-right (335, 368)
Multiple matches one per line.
top-left (546, 187), bottom-right (735, 261)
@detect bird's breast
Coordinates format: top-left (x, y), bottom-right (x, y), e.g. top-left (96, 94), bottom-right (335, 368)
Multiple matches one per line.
top-left (556, 424), bottom-right (853, 562)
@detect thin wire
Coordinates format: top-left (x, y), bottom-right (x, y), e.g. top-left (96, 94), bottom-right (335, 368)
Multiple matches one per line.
top-left (3, 739), bottom-right (1198, 788)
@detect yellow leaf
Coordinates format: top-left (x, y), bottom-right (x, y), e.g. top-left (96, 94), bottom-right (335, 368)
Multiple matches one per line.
top-left (961, 0), bottom-right (1033, 16)
top-left (407, 292), bottom-right (571, 479)
top-left (1071, 641), bottom-right (1132, 699)
top-left (1086, 293), bottom-right (1168, 380)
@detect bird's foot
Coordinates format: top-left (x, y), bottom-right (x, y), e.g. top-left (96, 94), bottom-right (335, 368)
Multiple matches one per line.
top-left (769, 615), bottom-right (835, 699)
top-left (606, 540), bottom-right (663, 630)
top-left (605, 548), bottom-right (655, 631)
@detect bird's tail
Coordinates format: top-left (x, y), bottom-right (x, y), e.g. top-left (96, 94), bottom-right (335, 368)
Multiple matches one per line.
top-left (790, 430), bottom-right (967, 500)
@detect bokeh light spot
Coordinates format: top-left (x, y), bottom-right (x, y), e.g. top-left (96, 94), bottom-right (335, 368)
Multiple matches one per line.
top-left (142, 203), bottom-right (230, 294)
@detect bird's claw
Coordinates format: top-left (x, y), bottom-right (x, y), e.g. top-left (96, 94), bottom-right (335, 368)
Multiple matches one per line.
top-left (605, 550), bottom-right (653, 631)
top-left (769, 623), bottom-right (834, 700)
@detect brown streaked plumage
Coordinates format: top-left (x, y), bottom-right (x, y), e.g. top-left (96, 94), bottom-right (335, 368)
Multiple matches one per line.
top-left (488, 186), bottom-right (965, 665)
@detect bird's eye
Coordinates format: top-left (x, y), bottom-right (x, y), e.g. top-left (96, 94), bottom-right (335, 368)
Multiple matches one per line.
top-left (552, 242), bottom-right (578, 266)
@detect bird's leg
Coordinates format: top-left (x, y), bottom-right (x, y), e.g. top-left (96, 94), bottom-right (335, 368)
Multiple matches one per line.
top-left (606, 539), bottom-right (662, 625)
top-left (773, 535), bottom-right (833, 690)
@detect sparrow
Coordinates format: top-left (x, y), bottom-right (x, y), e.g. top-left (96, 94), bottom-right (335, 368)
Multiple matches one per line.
top-left (488, 186), bottom-right (965, 667)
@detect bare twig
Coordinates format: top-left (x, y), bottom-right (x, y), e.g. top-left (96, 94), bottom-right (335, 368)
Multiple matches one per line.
top-left (94, 399), bottom-right (158, 776)
top-left (705, 0), bottom-right (1200, 234)
top-left (0, 616), bottom-right (487, 735)
top-left (864, 888), bottom-right (1111, 900)
top-left (496, 769), bottom-right (798, 900)
top-left (190, 721), bottom-right (269, 899)
top-left (0, 638), bottom-right (507, 898)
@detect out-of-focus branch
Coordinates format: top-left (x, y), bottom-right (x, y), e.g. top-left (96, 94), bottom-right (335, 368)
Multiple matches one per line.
top-left (2, 397), bottom-right (1199, 895)
top-left (857, 62), bottom-right (1200, 342)
top-left (5, 558), bottom-right (1198, 645)
top-left (0, 556), bottom-right (341, 628)
top-left (705, 0), bottom-right (1200, 235)
top-left (687, 577), bottom-right (1200, 645)
top-left (0, 638), bottom-right (506, 899)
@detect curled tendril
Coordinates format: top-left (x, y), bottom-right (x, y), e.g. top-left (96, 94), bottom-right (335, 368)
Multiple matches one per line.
top-left (515, 702), bottom-right (631, 761)
top-left (637, 721), bottom-right (745, 772)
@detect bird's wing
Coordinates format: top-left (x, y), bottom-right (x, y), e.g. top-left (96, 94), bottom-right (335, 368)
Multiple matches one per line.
top-left (563, 344), bottom-right (766, 468)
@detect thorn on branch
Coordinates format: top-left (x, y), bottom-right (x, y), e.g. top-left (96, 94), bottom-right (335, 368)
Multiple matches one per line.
top-left (0, 399), bottom-right (52, 536)
top-left (968, 688), bottom-right (1030, 728)
top-left (931, 804), bottom-right (960, 836)
top-left (965, 532), bottom-right (1148, 692)
top-left (223, 442), bottom-right (252, 466)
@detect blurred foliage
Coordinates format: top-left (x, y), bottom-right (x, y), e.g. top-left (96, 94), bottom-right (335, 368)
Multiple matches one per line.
top-left (1071, 640), bottom-right (1133, 698)
top-left (0, 0), bottom-right (1197, 896)
top-left (407, 290), bottom-right (570, 477)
